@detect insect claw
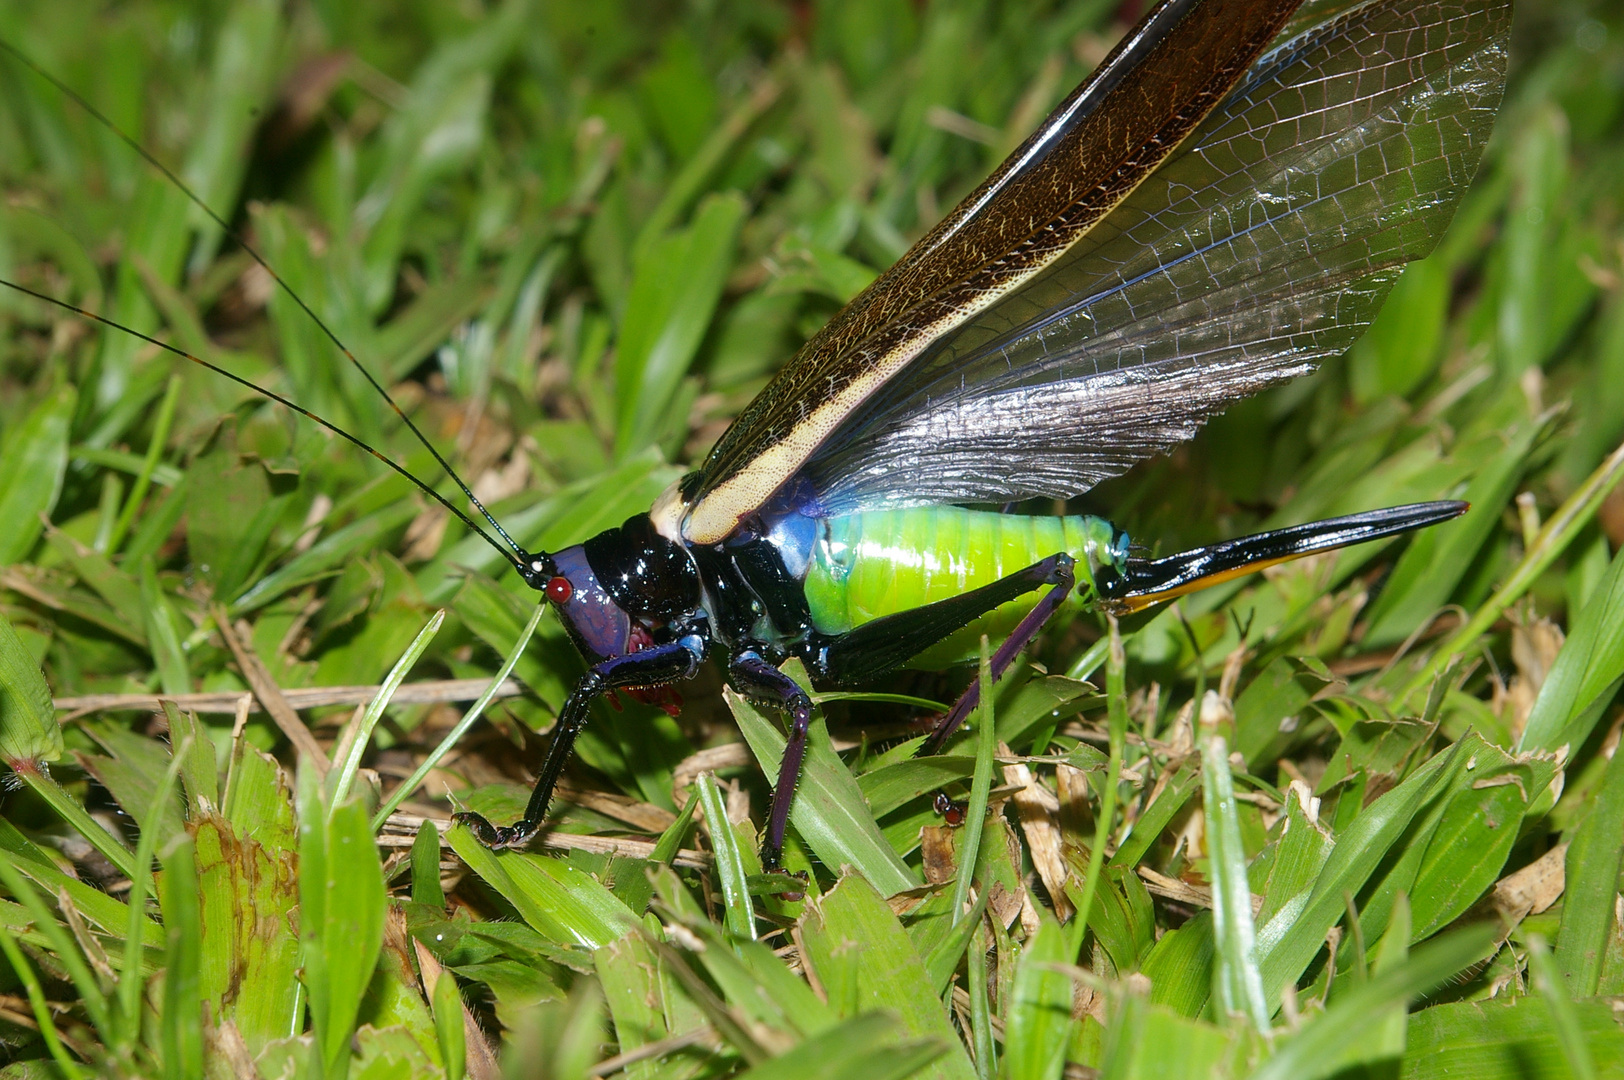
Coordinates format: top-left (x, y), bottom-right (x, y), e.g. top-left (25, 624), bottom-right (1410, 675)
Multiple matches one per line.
top-left (452, 811), bottom-right (540, 850)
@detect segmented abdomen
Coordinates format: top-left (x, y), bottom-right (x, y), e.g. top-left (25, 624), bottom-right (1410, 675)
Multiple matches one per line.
top-left (803, 507), bottom-right (1121, 668)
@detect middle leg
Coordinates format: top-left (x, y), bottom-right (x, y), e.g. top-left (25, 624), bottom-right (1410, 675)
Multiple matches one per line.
top-left (809, 551), bottom-right (1077, 754)
top-left (728, 650), bottom-right (813, 874)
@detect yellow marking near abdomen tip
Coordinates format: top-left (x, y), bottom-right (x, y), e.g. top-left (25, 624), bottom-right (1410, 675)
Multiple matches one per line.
top-left (1110, 552), bottom-right (1302, 614)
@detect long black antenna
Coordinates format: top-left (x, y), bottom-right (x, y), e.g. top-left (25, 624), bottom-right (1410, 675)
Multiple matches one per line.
top-left (2, 278), bottom-right (526, 573)
top-left (0, 37), bottom-right (529, 562)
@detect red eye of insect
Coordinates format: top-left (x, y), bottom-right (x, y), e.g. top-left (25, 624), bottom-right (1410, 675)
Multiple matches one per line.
top-left (545, 576), bottom-right (573, 604)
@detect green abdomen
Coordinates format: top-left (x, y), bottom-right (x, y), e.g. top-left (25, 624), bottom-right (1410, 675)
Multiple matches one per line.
top-left (803, 507), bottom-right (1122, 668)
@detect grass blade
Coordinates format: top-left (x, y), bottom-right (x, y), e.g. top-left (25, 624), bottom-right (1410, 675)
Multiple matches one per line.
top-left (1250, 927), bottom-right (1498, 1080)
top-left (697, 771), bottom-right (756, 940)
top-left (1526, 936), bottom-right (1597, 1080)
top-left (1066, 616), bottom-right (1127, 956)
top-left (0, 920), bottom-right (85, 1079)
top-left (106, 373), bottom-right (179, 554)
top-left (372, 600), bottom-right (544, 830)
top-left (300, 786), bottom-right (387, 1078)
top-left (411, 819), bottom-right (445, 908)
top-left (330, 608), bottom-right (443, 811)
top-left (116, 736), bottom-right (189, 1053)
top-left (1555, 739), bottom-right (1624, 996)
top-left (0, 383), bottom-right (74, 565)
top-left (0, 610), bottom-right (62, 766)
top-left (159, 834), bottom-right (204, 1080)
top-left (1200, 715), bottom-right (1268, 1032)
top-left (430, 965), bottom-right (468, 1080)
top-left (1402, 436), bottom-right (1624, 705)
top-left (1003, 916), bottom-right (1073, 1080)
top-left (0, 857), bottom-right (111, 1038)
top-left (949, 637), bottom-right (998, 928)
top-left (731, 676), bottom-right (918, 896)
top-left (1520, 542), bottom-right (1624, 754)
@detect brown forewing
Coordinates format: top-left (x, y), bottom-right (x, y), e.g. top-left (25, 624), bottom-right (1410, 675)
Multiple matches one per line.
top-left (682, 0), bottom-right (1305, 543)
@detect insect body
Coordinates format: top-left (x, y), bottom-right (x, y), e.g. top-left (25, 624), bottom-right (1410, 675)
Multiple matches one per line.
top-left (455, 0), bottom-right (1511, 871)
top-left (7, 0), bottom-right (1511, 876)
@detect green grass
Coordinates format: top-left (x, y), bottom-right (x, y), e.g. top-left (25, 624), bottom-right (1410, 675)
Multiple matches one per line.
top-left (2, 0), bottom-right (1624, 1076)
